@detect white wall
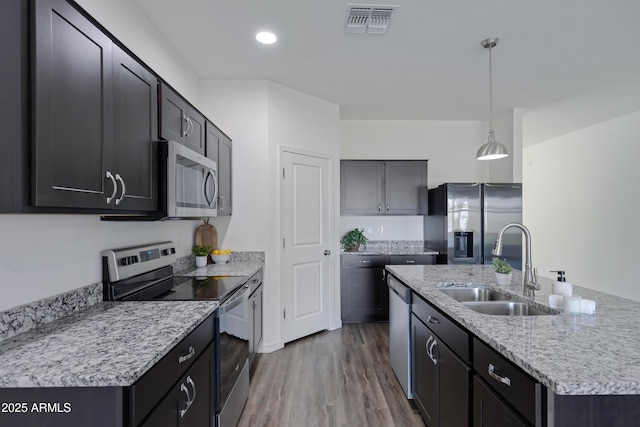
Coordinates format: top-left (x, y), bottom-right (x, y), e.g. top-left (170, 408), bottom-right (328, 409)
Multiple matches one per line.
top-left (199, 80), bottom-right (341, 352)
top-left (76, 0), bottom-right (200, 104)
top-left (0, 0), bottom-right (203, 312)
top-left (340, 120), bottom-right (488, 241)
top-left (490, 108), bottom-right (523, 183)
top-left (523, 110), bottom-right (640, 301)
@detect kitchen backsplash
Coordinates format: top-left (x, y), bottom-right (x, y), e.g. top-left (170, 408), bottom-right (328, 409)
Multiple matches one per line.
top-left (360, 240), bottom-right (426, 251)
top-left (175, 251), bottom-right (265, 273)
top-left (0, 283), bottom-right (102, 343)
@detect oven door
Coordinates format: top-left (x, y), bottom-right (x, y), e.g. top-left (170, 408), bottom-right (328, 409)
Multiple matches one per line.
top-left (166, 140), bottom-right (218, 218)
top-left (217, 284), bottom-right (250, 427)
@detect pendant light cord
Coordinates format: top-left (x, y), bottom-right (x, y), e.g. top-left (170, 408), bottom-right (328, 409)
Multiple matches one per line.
top-left (488, 42), bottom-right (494, 137)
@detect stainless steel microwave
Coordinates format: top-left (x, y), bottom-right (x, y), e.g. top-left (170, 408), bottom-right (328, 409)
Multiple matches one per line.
top-left (164, 140), bottom-right (218, 219)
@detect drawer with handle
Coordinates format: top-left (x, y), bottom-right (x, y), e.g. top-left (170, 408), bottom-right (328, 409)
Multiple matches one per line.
top-left (412, 293), bottom-right (470, 363)
top-left (131, 314), bottom-right (214, 425)
top-left (389, 255), bottom-right (435, 265)
top-left (341, 254), bottom-right (388, 268)
top-left (473, 337), bottom-right (543, 426)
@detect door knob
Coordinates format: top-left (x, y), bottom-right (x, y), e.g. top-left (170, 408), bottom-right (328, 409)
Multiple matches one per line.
top-left (324, 250), bottom-right (331, 256)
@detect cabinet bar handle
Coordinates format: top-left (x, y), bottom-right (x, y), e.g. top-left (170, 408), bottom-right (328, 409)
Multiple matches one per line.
top-left (106, 171), bottom-right (117, 204)
top-left (115, 174), bottom-right (126, 205)
top-left (178, 346), bottom-right (196, 364)
top-left (360, 260), bottom-right (371, 264)
top-left (488, 363), bottom-right (511, 386)
top-left (378, 203), bottom-right (381, 212)
top-left (428, 339), bottom-right (438, 365)
top-left (179, 375), bottom-right (196, 418)
top-left (181, 114), bottom-right (188, 137)
top-left (427, 315), bottom-right (439, 325)
top-left (406, 260), bottom-right (416, 264)
top-left (387, 204), bottom-right (390, 211)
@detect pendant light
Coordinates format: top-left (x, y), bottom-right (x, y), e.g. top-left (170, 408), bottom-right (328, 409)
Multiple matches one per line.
top-left (476, 37), bottom-right (509, 160)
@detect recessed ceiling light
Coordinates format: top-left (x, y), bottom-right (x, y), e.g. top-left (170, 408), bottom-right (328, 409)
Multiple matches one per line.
top-left (256, 31), bottom-right (277, 44)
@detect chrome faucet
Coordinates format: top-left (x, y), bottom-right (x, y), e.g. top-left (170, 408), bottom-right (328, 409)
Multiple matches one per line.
top-left (492, 222), bottom-right (540, 297)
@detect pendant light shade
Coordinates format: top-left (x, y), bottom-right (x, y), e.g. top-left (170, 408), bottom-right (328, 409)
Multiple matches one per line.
top-left (476, 37), bottom-right (509, 161)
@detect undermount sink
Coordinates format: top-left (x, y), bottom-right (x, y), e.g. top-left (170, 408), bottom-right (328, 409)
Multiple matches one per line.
top-left (438, 287), bottom-right (512, 302)
top-left (463, 301), bottom-right (558, 316)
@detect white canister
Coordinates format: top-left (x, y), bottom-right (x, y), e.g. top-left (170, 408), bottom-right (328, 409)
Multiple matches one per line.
top-left (564, 295), bottom-right (582, 314)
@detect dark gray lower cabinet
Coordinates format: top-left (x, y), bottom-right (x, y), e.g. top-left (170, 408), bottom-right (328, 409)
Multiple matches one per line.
top-left (411, 299), bottom-right (470, 427)
top-left (473, 376), bottom-right (528, 427)
top-left (341, 256), bottom-right (388, 322)
top-left (248, 269), bottom-right (264, 367)
top-left (141, 343), bottom-right (214, 427)
top-left (341, 254), bottom-right (434, 322)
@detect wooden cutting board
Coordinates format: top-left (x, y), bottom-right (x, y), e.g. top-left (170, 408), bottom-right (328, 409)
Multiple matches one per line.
top-left (195, 220), bottom-right (218, 264)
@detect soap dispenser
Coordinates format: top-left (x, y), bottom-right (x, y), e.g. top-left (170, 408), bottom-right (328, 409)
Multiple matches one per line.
top-left (550, 270), bottom-right (572, 296)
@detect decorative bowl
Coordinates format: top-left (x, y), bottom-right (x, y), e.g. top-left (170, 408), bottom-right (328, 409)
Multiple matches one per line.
top-left (210, 254), bottom-right (230, 264)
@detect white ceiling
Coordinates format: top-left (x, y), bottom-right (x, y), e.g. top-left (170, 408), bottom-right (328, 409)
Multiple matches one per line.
top-left (134, 0), bottom-right (640, 144)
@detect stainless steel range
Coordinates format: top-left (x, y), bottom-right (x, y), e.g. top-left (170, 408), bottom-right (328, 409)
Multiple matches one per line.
top-left (102, 241), bottom-right (250, 427)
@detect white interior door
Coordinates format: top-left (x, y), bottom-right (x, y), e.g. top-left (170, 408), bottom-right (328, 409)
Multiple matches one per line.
top-left (282, 150), bottom-right (331, 343)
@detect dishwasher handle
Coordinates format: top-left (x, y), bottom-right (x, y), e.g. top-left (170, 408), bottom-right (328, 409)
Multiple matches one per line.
top-left (387, 275), bottom-right (411, 304)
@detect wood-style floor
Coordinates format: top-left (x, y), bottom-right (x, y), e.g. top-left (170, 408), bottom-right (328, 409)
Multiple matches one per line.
top-left (238, 323), bottom-right (424, 427)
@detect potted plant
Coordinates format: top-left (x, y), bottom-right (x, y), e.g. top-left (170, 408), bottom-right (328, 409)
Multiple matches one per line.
top-left (341, 228), bottom-right (368, 252)
top-left (492, 257), bottom-right (513, 286)
top-left (192, 245), bottom-right (212, 268)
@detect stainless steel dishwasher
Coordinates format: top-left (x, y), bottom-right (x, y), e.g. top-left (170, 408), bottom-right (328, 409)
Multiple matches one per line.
top-left (388, 274), bottom-right (412, 399)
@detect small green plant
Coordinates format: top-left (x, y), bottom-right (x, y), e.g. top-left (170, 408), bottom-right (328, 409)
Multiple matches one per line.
top-left (492, 257), bottom-right (512, 274)
top-left (192, 245), bottom-right (212, 257)
top-left (341, 228), bottom-right (368, 251)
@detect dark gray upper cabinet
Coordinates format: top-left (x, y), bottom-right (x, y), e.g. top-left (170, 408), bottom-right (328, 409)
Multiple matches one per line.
top-left (340, 160), bottom-right (427, 215)
top-left (32, 0), bottom-right (113, 209)
top-left (340, 161), bottom-right (384, 214)
top-left (160, 83), bottom-right (205, 155)
top-left (206, 121), bottom-right (232, 216)
top-left (0, 0), bottom-right (29, 212)
top-left (385, 161), bottom-right (428, 214)
top-left (32, 0), bottom-right (158, 212)
top-left (112, 45), bottom-right (158, 212)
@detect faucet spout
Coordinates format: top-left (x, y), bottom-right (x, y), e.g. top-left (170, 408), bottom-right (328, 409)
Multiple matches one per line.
top-left (492, 222), bottom-right (540, 297)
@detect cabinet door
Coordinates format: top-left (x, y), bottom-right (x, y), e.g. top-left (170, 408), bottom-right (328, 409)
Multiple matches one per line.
top-left (112, 46), bottom-right (158, 211)
top-left (141, 343), bottom-right (214, 427)
top-left (33, 0), bottom-right (113, 209)
top-left (250, 283), bottom-right (263, 366)
top-left (473, 376), bottom-right (528, 427)
top-left (341, 268), bottom-right (388, 322)
top-left (206, 122), bottom-right (232, 216)
top-left (217, 135), bottom-right (233, 215)
top-left (438, 340), bottom-right (471, 427)
top-left (185, 107), bottom-right (205, 155)
top-left (340, 161), bottom-right (384, 214)
top-left (385, 161), bottom-right (428, 214)
top-left (412, 314), bottom-right (439, 427)
top-left (160, 83), bottom-right (187, 145)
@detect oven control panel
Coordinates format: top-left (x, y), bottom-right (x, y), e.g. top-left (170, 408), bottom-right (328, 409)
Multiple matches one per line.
top-left (102, 241), bottom-right (177, 282)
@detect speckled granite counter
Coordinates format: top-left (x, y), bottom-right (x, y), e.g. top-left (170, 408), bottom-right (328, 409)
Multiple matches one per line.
top-left (0, 301), bottom-right (217, 388)
top-left (177, 261), bottom-right (263, 278)
top-left (342, 247), bottom-right (439, 256)
top-left (386, 264), bottom-right (640, 396)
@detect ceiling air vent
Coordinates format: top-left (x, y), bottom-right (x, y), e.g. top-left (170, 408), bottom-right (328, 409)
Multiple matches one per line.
top-left (344, 4), bottom-right (398, 35)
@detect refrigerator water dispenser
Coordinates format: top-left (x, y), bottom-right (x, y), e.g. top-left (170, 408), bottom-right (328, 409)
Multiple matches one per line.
top-left (454, 231), bottom-right (474, 258)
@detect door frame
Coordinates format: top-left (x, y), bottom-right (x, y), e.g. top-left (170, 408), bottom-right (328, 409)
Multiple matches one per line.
top-left (279, 145), bottom-right (340, 345)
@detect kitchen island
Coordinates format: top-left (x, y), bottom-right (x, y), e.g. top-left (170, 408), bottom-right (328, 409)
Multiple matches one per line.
top-left (387, 264), bottom-right (640, 426)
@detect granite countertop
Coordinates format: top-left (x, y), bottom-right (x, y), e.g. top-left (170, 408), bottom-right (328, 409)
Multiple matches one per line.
top-left (0, 301), bottom-right (218, 388)
top-left (386, 264), bottom-right (640, 396)
top-left (341, 247), bottom-right (439, 256)
top-left (177, 261), bottom-right (264, 277)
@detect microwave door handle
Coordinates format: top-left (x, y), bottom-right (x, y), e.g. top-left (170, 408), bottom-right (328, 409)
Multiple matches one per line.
top-left (203, 170), bottom-right (214, 208)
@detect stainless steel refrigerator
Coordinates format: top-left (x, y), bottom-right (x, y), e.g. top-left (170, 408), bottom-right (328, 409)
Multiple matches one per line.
top-left (424, 183), bottom-right (522, 270)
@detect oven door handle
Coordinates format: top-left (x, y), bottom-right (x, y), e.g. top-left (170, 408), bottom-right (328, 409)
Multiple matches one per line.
top-left (218, 284), bottom-right (249, 314)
